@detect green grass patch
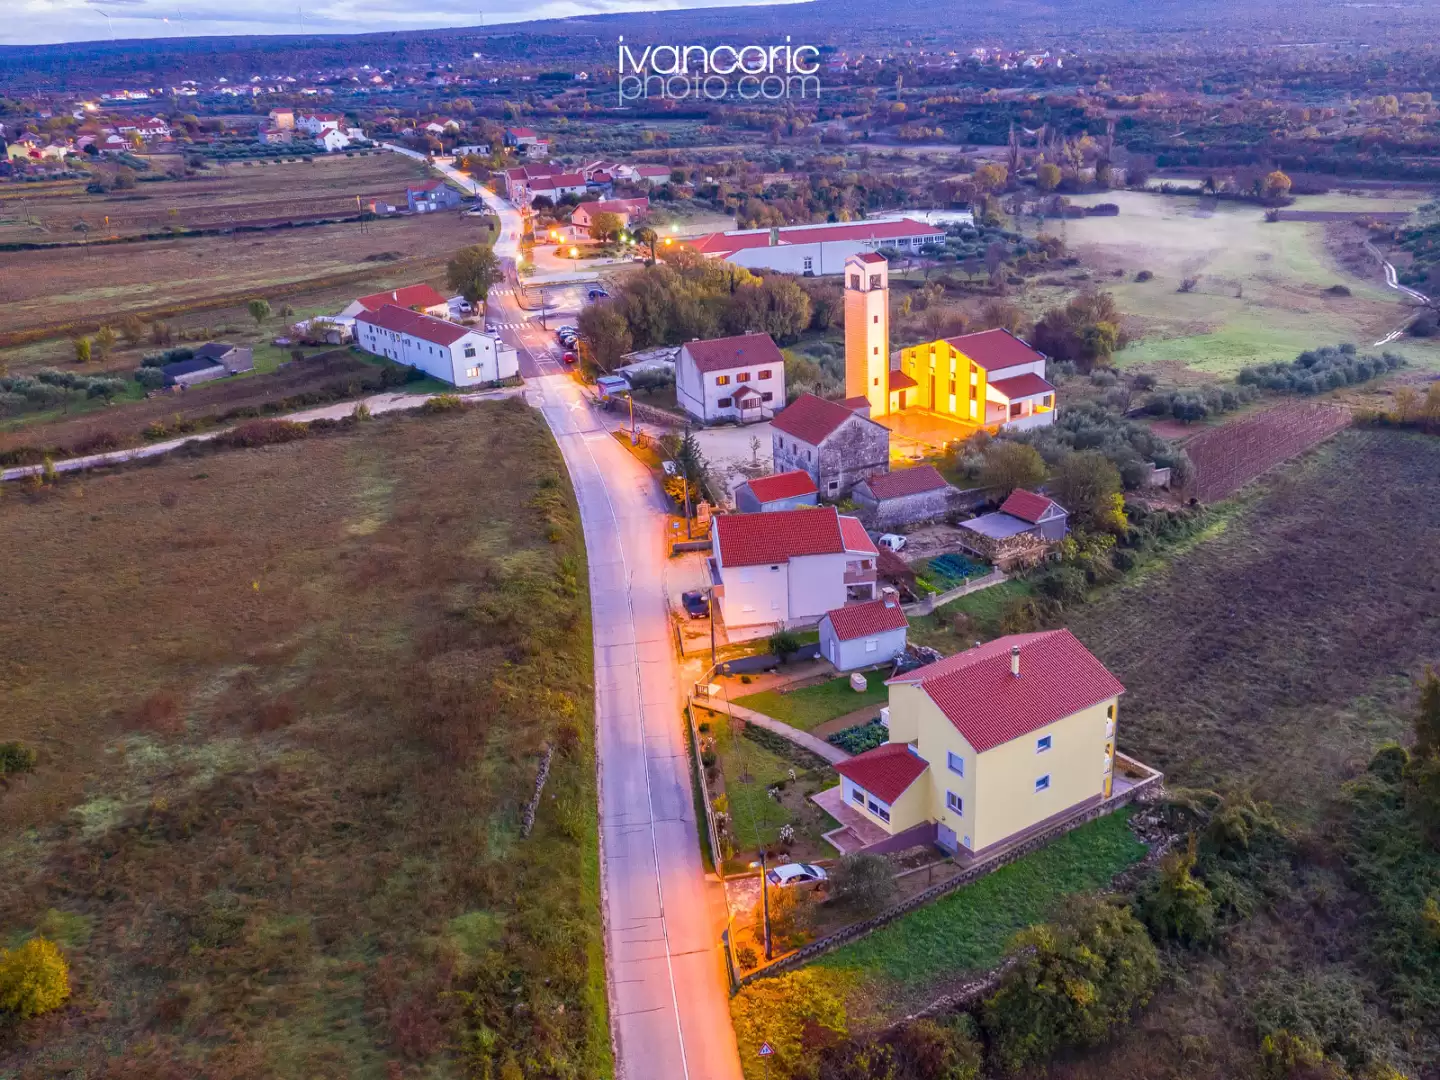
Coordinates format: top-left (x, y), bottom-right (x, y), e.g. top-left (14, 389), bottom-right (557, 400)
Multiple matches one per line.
top-left (815, 808), bottom-right (1146, 988)
top-left (910, 579), bottom-right (1034, 650)
top-left (734, 675), bottom-right (889, 732)
top-left (713, 712), bottom-right (803, 849)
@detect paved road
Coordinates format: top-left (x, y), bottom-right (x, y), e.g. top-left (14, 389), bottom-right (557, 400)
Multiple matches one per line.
top-left (524, 373), bottom-right (743, 1080)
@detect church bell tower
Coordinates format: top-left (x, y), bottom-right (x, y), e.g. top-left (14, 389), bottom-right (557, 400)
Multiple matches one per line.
top-left (844, 252), bottom-right (890, 418)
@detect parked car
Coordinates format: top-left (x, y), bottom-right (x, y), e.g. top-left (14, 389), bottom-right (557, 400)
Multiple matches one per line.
top-left (586, 288), bottom-right (609, 301)
top-left (766, 863), bottom-right (828, 891)
top-left (681, 590), bottom-right (710, 619)
top-left (877, 533), bottom-right (907, 552)
top-left (562, 351), bottom-right (577, 364)
top-left (484, 322), bottom-right (498, 334)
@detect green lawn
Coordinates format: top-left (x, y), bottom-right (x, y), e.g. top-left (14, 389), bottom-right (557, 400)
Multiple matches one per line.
top-left (909, 579), bottom-right (1035, 650)
top-left (815, 808), bottom-right (1146, 988)
top-left (735, 674), bottom-right (890, 732)
top-left (712, 711), bottom-right (803, 849)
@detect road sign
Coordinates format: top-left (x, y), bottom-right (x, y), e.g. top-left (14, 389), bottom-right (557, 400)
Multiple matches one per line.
top-left (758, 1042), bottom-right (774, 1057)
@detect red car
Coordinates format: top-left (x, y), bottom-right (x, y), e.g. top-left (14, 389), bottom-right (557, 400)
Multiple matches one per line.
top-left (562, 351), bottom-right (577, 364)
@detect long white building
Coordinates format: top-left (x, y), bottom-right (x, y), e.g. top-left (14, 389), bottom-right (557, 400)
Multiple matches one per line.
top-left (354, 304), bottom-right (518, 387)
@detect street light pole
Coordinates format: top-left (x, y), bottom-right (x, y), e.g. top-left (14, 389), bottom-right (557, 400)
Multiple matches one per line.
top-left (760, 849), bottom-right (773, 961)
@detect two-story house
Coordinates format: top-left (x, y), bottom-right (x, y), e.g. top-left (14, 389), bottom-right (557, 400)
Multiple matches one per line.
top-left (711, 506), bottom-right (878, 629)
top-left (675, 333), bottom-right (785, 424)
top-left (770, 393), bottom-right (891, 499)
top-left (893, 327), bottom-right (1057, 433)
top-left (820, 629), bottom-right (1131, 858)
top-left (354, 304), bottom-right (518, 387)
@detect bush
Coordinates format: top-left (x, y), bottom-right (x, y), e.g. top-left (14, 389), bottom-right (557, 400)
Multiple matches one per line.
top-left (731, 970), bottom-right (847, 1077)
top-left (1034, 565), bottom-right (1089, 606)
top-left (1134, 269), bottom-right (1154, 282)
top-left (769, 629), bottom-right (804, 660)
top-left (422, 393), bottom-right (464, 413)
top-left (219, 420), bottom-right (310, 448)
top-left (0, 938), bottom-right (71, 1019)
top-left (829, 852), bottom-right (898, 915)
top-left (983, 896), bottom-right (1160, 1072)
top-left (1135, 836), bottom-right (1216, 946)
top-left (0, 741), bottom-right (38, 776)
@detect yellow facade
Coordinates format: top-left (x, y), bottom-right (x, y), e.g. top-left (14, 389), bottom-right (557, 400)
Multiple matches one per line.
top-left (883, 682), bottom-right (1119, 854)
top-left (897, 339), bottom-right (989, 424)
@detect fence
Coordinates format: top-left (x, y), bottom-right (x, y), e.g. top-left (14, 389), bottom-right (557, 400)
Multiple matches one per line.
top-left (685, 703), bottom-right (726, 884)
top-left (902, 568), bottom-right (1007, 616)
top-left (732, 761), bottom-right (1164, 990)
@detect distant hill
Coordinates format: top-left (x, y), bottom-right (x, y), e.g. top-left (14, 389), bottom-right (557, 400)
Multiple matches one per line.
top-left (3, 0), bottom-right (1440, 88)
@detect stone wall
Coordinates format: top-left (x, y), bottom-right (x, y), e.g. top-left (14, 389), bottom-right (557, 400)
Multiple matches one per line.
top-left (817, 419), bottom-right (890, 499)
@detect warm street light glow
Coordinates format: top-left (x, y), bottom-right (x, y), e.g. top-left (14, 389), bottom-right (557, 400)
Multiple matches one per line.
top-left (664, 237), bottom-right (673, 246)
top-left (569, 246), bottom-right (579, 258)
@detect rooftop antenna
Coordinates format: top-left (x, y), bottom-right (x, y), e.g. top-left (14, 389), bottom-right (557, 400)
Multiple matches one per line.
top-left (96, 9), bottom-right (115, 40)
top-left (298, 4), bottom-right (305, 33)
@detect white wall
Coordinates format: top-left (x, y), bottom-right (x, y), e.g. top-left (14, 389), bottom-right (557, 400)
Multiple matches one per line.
top-left (821, 623), bottom-right (908, 671)
top-left (786, 552), bottom-right (849, 622)
top-left (676, 348), bottom-right (784, 422)
top-left (717, 562), bottom-right (789, 627)
top-left (725, 240), bottom-right (869, 276)
top-left (355, 321), bottom-right (518, 387)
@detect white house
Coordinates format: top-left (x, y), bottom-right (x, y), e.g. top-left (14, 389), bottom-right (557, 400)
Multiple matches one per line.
top-left (296, 112), bottom-right (342, 135)
top-left (341, 284), bottom-right (451, 320)
top-left (354, 304), bottom-right (518, 387)
top-left (615, 164), bottom-right (671, 186)
top-left (675, 333), bottom-right (785, 424)
top-left (711, 506), bottom-right (879, 629)
top-left (818, 593), bottom-right (909, 671)
top-left (318, 129), bottom-right (350, 152)
top-left (688, 218), bottom-right (947, 270)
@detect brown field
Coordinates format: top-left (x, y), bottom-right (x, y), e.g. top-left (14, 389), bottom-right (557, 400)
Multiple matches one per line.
top-left (0, 403), bottom-right (609, 1079)
top-left (0, 350), bottom-right (375, 458)
top-left (0, 153), bottom-right (430, 243)
top-left (1040, 429), bottom-right (1440, 1079)
top-left (1181, 400), bottom-right (1351, 501)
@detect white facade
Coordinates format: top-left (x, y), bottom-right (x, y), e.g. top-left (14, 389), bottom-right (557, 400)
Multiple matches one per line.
top-left (355, 320), bottom-right (519, 387)
top-left (725, 239), bottom-right (871, 277)
top-left (819, 618), bottom-right (908, 672)
top-left (319, 129), bottom-right (350, 152)
top-left (714, 552), bottom-right (851, 628)
top-left (297, 113), bottom-right (341, 135)
top-left (675, 348), bottom-right (784, 423)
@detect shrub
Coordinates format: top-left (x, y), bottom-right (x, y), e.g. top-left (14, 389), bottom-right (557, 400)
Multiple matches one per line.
top-left (1034, 565), bottom-right (1089, 606)
top-left (220, 420), bottom-right (310, 448)
top-left (736, 944), bottom-right (758, 970)
top-left (1134, 269), bottom-right (1154, 282)
top-left (0, 741), bottom-right (39, 776)
top-left (828, 852), bottom-right (898, 915)
top-left (768, 629), bottom-right (804, 661)
top-left (1111, 548), bottom-right (1136, 573)
top-left (1135, 835), bottom-right (1217, 946)
top-left (983, 897), bottom-right (1160, 1072)
top-left (421, 394), bottom-right (464, 413)
top-left (731, 970), bottom-right (847, 1076)
top-left (0, 937), bottom-right (71, 1019)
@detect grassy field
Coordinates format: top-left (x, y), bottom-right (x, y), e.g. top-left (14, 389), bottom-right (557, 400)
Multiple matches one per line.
top-left (733, 675), bottom-right (889, 732)
top-left (0, 401), bottom-right (609, 1078)
top-left (909, 578), bottom-right (1036, 649)
top-left (1057, 190), bottom-right (1425, 374)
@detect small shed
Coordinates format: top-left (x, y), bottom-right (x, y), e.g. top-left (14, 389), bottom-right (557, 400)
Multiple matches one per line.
top-left (957, 489), bottom-right (1068, 569)
top-left (161, 357), bottom-right (228, 388)
top-left (851, 465), bottom-right (956, 529)
top-left (192, 342), bottom-right (254, 374)
top-left (734, 470), bottom-right (819, 513)
top-left (818, 593), bottom-right (909, 672)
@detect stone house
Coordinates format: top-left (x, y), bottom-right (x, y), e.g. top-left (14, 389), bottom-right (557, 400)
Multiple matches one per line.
top-left (851, 464), bottom-right (958, 529)
top-left (770, 392), bottom-right (890, 500)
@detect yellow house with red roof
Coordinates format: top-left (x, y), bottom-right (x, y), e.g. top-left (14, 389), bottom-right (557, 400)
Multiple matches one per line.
top-left (820, 629), bottom-right (1132, 859)
top-left (894, 327), bottom-right (1057, 432)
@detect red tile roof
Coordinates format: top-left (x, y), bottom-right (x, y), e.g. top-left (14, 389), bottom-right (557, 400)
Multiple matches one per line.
top-left (745, 470), bottom-right (817, 503)
top-left (355, 304), bottom-right (470, 347)
top-left (889, 630), bottom-right (1124, 753)
top-left (839, 516), bottom-right (878, 554)
top-left (715, 506), bottom-right (844, 567)
top-left (987, 373), bottom-right (1055, 401)
top-left (532, 173), bottom-right (585, 189)
top-left (573, 197), bottom-right (649, 220)
top-left (688, 218), bottom-right (944, 258)
top-left (840, 396), bottom-right (872, 411)
top-left (508, 127), bottom-right (537, 137)
top-left (824, 596), bottom-right (908, 641)
top-left (888, 369), bottom-right (918, 391)
top-left (835, 743), bottom-right (929, 803)
top-left (999, 489), bottom-right (1062, 524)
top-left (945, 328), bottom-right (1047, 372)
top-left (863, 465), bottom-right (951, 501)
top-left (682, 333), bottom-right (784, 375)
top-left (353, 284), bottom-right (449, 313)
top-left (771, 393), bottom-right (868, 446)
top-left (854, 251), bottom-right (888, 264)
top-left (634, 164), bottom-right (671, 176)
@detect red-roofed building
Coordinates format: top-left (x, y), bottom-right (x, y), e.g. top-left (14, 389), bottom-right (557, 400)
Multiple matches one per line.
top-left (676, 333), bottom-right (785, 423)
top-left (852, 465), bottom-right (960, 529)
top-left (819, 592), bottom-right (909, 670)
top-left (771, 393), bottom-right (890, 499)
top-left (342, 284), bottom-right (451, 319)
top-left (685, 218), bottom-right (945, 268)
top-left (815, 628), bottom-right (1151, 859)
top-left (354, 305), bottom-right (518, 387)
top-left (957, 489), bottom-right (1068, 567)
top-left (524, 172), bottom-right (587, 205)
top-left (570, 197), bottom-right (649, 231)
top-left (710, 506), bottom-right (879, 628)
top-left (734, 470), bottom-right (818, 513)
top-left (504, 127), bottom-right (550, 155)
top-left (892, 326), bottom-right (1057, 433)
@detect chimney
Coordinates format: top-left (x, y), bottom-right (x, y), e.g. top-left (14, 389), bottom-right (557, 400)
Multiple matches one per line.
top-left (1011, 645), bottom-right (1021, 678)
top-left (881, 586), bottom-right (899, 607)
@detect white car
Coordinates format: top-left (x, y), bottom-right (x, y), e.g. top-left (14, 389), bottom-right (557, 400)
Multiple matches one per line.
top-left (877, 533), bottom-right (907, 552)
top-left (766, 863), bottom-right (828, 890)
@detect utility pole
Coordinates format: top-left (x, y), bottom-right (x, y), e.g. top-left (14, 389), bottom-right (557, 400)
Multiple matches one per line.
top-left (759, 849), bottom-right (773, 960)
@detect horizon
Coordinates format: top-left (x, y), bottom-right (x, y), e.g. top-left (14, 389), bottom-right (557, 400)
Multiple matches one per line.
top-left (4, 0), bottom-right (804, 48)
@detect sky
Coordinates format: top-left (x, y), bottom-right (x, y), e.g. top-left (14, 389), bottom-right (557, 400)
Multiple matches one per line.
top-left (4, 0), bottom-right (786, 46)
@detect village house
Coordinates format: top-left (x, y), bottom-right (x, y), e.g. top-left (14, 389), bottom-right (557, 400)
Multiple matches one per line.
top-left (340, 284), bottom-right (451, 320)
top-left (770, 392), bottom-right (891, 499)
top-left (894, 327), bottom-right (1057, 432)
top-left (318, 129), bottom-right (350, 152)
top-left (160, 343), bottom-right (254, 388)
top-left (296, 112), bottom-right (342, 135)
top-left (405, 180), bottom-right (463, 213)
top-left (268, 108), bottom-right (295, 130)
top-left (525, 172), bottom-right (587, 205)
top-left (818, 592), bottom-right (910, 672)
top-left (733, 470), bottom-right (818, 513)
top-left (504, 127), bottom-right (550, 155)
top-left (354, 305), bottom-right (518, 387)
top-left (851, 465), bottom-right (961, 530)
top-left (818, 629), bottom-right (1135, 857)
top-left (570, 197), bottom-right (649, 232)
top-left (614, 163), bottom-right (672, 186)
top-left (687, 218), bottom-right (946, 275)
top-left (675, 333), bottom-right (785, 424)
top-left (957, 489), bottom-right (1069, 568)
top-left (710, 506), bottom-right (879, 629)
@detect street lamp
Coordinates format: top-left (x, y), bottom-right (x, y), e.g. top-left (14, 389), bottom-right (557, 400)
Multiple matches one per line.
top-left (569, 246), bottom-right (579, 259)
